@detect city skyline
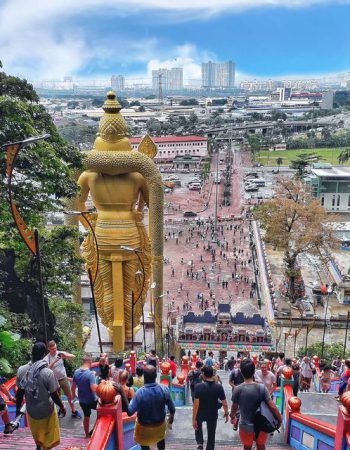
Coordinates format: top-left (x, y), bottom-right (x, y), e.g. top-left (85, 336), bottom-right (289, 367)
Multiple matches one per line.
top-left (0, 0), bottom-right (350, 82)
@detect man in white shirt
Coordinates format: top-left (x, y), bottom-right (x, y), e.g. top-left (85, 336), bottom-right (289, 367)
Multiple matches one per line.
top-left (44, 340), bottom-right (82, 419)
top-left (255, 361), bottom-right (276, 395)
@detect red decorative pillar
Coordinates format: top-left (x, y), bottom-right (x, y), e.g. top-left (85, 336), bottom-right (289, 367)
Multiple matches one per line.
top-left (334, 392), bottom-right (350, 450)
top-left (129, 351), bottom-right (136, 375)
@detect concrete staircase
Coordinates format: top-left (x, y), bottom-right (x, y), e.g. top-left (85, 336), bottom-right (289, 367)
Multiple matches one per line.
top-left (166, 439), bottom-right (292, 449)
top-left (0, 427), bottom-right (88, 449)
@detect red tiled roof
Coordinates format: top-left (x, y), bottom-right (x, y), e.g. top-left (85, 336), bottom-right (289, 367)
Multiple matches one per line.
top-left (129, 136), bottom-right (207, 144)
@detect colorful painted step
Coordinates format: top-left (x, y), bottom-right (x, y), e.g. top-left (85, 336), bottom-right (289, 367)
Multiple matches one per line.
top-left (0, 427), bottom-right (88, 449)
top-left (166, 439), bottom-right (292, 449)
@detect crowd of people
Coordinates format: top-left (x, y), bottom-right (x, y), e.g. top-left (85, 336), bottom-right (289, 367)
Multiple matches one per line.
top-left (164, 211), bottom-right (257, 318)
top-left (2, 343), bottom-right (350, 450)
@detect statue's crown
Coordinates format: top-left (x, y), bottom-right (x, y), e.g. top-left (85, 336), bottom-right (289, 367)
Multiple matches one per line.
top-left (93, 91), bottom-right (131, 151)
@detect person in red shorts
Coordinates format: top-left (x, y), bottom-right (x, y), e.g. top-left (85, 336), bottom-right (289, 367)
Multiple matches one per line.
top-left (230, 359), bottom-right (282, 450)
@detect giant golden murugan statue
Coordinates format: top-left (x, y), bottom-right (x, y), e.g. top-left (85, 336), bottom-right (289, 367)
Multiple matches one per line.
top-left (69, 92), bottom-right (163, 352)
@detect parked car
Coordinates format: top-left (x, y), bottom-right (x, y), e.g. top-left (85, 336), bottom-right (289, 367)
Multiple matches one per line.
top-left (245, 184), bottom-right (259, 192)
top-left (188, 183), bottom-right (201, 191)
top-left (183, 211), bottom-right (197, 217)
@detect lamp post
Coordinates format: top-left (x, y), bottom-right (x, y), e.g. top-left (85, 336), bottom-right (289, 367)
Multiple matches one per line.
top-left (120, 246), bottom-right (147, 352)
top-left (64, 210), bottom-right (102, 353)
top-left (2, 134), bottom-right (51, 344)
top-left (153, 293), bottom-right (166, 356)
top-left (343, 310), bottom-right (350, 359)
top-left (320, 284), bottom-right (333, 359)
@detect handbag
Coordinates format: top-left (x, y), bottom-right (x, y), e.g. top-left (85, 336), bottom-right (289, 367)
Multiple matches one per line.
top-left (254, 384), bottom-right (280, 436)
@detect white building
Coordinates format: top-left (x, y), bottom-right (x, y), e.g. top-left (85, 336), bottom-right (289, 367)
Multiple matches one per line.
top-left (152, 68), bottom-right (184, 91)
top-left (321, 90), bottom-right (334, 110)
top-left (201, 61), bottom-right (235, 88)
top-left (129, 135), bottom-right (208, 164)
top-left (305, 165), bottom-right (350, 212)
top-left (111, 75), bottom-right (125, 91)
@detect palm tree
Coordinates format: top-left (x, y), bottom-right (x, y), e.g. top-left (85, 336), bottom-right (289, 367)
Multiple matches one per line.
top-left (338, 148), bottom-right (350, 165)
top-left (276, 157), bottom-right (283, 173)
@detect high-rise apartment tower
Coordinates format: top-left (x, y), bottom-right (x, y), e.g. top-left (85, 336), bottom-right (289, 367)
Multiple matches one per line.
top-left (201, 61), bottom-right (235, 88)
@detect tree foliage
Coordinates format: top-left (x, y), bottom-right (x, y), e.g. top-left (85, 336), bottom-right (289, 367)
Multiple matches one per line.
top-left (0, 302), bottom-right (32, 377)
top-left (338, 147), bottom-right (350, 165)
top-left (256, 178), bottom-right (335, 302)
top-left (0, 62), bottom-right (83, 343)
top-left (298, 342), bottom-right (349, 361)
top-left (289, 153), bottom-right (321, 178)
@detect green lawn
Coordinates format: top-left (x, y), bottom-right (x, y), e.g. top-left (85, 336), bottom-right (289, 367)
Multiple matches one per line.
top-left (257, 148), bottom-right (349, 166)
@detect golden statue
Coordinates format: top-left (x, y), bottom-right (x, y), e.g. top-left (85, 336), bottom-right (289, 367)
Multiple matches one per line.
top-left (69, 92), bottom-right (163, 351)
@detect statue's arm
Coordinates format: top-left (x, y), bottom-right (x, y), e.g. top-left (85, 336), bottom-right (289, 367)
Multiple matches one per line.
top-left (77, 172), bottom-right (91, 211)
top-left (140, 177), bottom-right (149, 208)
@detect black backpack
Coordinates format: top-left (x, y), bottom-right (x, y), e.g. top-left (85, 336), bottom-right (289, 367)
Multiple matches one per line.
top-left (190, 370), bottom-right (202, 391)
top-left (254, 384), bottom-right (280, 436)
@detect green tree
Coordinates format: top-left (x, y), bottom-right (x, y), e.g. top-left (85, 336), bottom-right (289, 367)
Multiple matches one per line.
top-left (0, 303), bottom-right (32, 377)
top-left (298, 342), bottom-right (349, 361)
top-left (256, 178), bottom-right (335, 303)
top-left (179, 98), bottom-right (199, 106)
top-left (0, 62), bottom-right (83, 343)
top-left (338, 147), bottom-right (350, 165)
top-left (276, 157), bottom-right (283, 173)
top-left (290, 153), bottom-right (321, 178)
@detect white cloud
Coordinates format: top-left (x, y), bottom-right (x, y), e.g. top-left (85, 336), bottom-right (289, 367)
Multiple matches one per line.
top-left (0, 0), bottom-right (348, 80)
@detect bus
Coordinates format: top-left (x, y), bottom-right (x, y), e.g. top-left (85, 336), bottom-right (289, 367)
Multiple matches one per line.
top-left (252, 178), bottom-right (266, 187)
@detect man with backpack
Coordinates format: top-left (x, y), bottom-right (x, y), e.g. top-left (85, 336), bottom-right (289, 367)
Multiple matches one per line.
top-left (230, 359), bottom-right (282, 450)
top-left (188, 361), bottom-right (203, 402)
top-left (204, 352), bottom-right (216, 367)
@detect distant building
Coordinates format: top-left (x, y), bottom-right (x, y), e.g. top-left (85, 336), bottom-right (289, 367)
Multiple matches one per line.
top-left (111, 75), bottom-right (125, 91)
top-left (201, 61), bottom-right (235, 88)
top-left (269, 143), bottom-right (287, 152)
top-left (271, 87), bottom-right (292, 102)
top-left (321, 90), bottom-right (334, 110)
top-left (305, 164), bottom-right (350, 212)
top-left (130, 135), bottom-right (207, 164)
top-left (152, 68), bottom-right (183, 91)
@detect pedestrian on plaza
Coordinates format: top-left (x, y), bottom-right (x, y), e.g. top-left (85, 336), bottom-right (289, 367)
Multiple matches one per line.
top-left (44, 340), bottom-right (81, 419)
top-left (204, 352), bottom-right (216, 367)
top-left (98, 353), bottom-right (110, 382)
top-left (192, 365), bottom-right (229, 450)
top-left (133, 367), bottom-right (144, 391)
top-left (111, 357), bottom-right (124, 383)
top-left (71, 355), bottom-right (98, 439)
top-left (274, 352), bottom-right (285, 370)
top-left (168, 356), bottom-right (178, 379)
top-left (16, 342), bottom-right (66, 450)
top-left (228, 363), bottom-right (244, 431)
top-left (127, 365), bottom-right (175, 450)
top-left (337, 359), bottom-right (350, 399)
top-left (255, 361), bottom-right (276, 395)
top-left (146, 350), bottom-right (159, 370)
top-left (292, 364), bottom-right (301, 397)
top-left (0, 377), bottom-right (16, 435)
top-left (120, 370), bottom-right (135, 401)
top-left (300, 357), bottom-right (315, 392)
top-left (320, 365), bottom-right (335, 393)
top-left (230, 359), bottom-right (282, 450)
top-left (188, 361), bottom-right (204, 401)
top-left (332, 356), bottom-right (342, 374)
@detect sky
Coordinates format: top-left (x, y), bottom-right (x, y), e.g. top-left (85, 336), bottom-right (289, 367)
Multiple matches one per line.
top-left (0, 0), bottom-right (349, 83)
